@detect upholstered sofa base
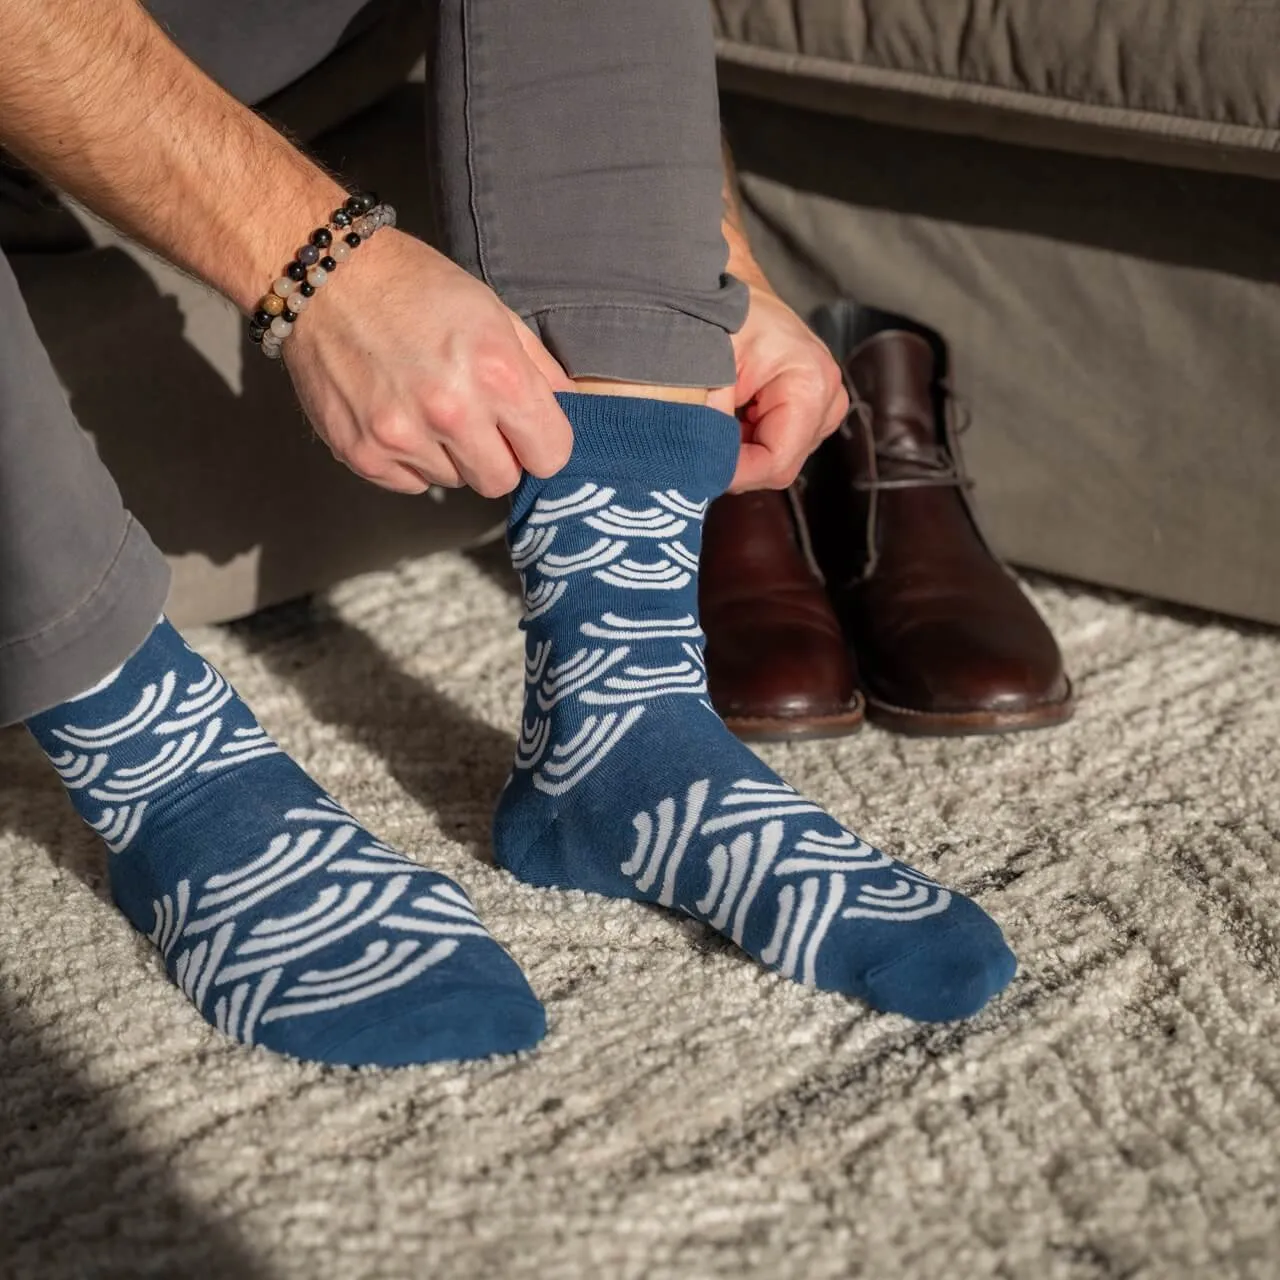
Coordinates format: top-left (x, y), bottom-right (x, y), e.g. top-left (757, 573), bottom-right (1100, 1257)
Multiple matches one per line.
top-left (11, 59), bottom-right (1275, 629)
top-left (722, 91), bottom-right (1280, 626)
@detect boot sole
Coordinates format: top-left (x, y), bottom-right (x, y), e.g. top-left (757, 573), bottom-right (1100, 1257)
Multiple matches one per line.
top-left (723, 694), bottom-right (866, 743)
top-left (864, 683), bottom-right (1075, 737)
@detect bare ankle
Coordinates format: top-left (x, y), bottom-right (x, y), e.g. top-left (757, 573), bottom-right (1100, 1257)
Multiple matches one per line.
top-left (573, 376), bottom-right (710, 406)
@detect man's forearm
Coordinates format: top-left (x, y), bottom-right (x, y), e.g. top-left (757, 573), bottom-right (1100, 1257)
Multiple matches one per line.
top-left (720, 133), bottom-right (770, 291)
top-left (1, 0), bottom-right (348, 312)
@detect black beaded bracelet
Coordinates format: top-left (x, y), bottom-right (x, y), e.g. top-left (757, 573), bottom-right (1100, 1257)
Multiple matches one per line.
top-left (247, 191), bottom-right (396, 357)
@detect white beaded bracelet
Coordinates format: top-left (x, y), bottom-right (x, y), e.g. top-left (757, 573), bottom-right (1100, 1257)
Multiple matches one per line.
top-left (248, 194), bottom-right (397, 360)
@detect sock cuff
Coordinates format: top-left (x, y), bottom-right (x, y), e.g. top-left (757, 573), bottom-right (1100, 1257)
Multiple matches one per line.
top-left (512, 393), bottom-right (740, 523)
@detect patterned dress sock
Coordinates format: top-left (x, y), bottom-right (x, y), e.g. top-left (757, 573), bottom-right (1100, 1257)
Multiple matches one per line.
top-left (494, 392), bottom-right (1016, 1022)
top-left (25, 618), bottom-right (546, 1067)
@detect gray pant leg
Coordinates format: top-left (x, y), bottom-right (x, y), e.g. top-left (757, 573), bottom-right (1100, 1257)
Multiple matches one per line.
top-left (0, 250), bottom-right (169, 725)
top-left (426, 0), bottom-right (748, 388)
top-left (0, 0), bottom-right (384, 726)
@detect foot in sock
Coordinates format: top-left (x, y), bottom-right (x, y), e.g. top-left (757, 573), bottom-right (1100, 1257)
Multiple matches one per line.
top-left (25, 618), bottom-right (545, 1067)
top-left (494, 392), bottom-right (1016, 1022)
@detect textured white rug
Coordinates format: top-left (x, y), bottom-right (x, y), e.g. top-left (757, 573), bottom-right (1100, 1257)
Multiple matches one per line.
top-left (2, 549), bottom-right (1278, 1280)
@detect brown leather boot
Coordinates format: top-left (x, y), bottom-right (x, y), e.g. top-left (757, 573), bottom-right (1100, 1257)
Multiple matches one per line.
top-left (700, 487), bottom-right (864, 741)
top-left (802, 303), bottom-right (1073, 735)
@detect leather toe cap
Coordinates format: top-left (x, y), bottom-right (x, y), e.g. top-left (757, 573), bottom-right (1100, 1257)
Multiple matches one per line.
top-left (872, 614), bottom-right (1069, 714)
top-left (707, 620), bottom-right (855, 721)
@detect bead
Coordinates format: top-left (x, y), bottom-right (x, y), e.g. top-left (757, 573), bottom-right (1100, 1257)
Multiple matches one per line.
top-left (306, 266), bottom-right (328, 287)
top-left (253, 308), bottom-right (275, 329)
top-left (319, 255), bottom-right (337, 273)
top-left (332, 208), bottom-right (352, 228)
top-left (287, 261), bottom-right (307, 281)
top-left (298, 244), bottom-right (320, 266)
top-left (329, 241), bottom-right (351, 264)
top-left (247, 324), bottom-right (265, 343)
top-left (261, 294), bottom-right (285, 317)
top-left (262, 338), bottom-right (283, 361)
top-left (285, 292), bottom-right (308, 314)
top-left (381, 205), bottom-right (397, 228)
top-left (353, 216), bottom-right (374, 238)
top-left (344, 232), bottom-right (361, 248)
top-left (310, 227), bottom-right (332, 248)
top-left (345, 191), bottom-right (374, 216)
top-left (272, 276), bottom-right (296, 298)
top-left (270, 316), bottom-right (292, 338)
top-left (299, 281), bottom-right (316, 297)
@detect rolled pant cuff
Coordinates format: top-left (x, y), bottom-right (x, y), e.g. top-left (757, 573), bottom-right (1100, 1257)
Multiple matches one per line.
top-left (0, 516), bottom-right (170, 726)
top-left (524, 305), bottom-right (738, 389)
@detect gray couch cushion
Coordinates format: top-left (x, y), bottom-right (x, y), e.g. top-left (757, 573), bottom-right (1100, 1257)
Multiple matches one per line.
top-left (713, 0), bottom-right (1280, 179)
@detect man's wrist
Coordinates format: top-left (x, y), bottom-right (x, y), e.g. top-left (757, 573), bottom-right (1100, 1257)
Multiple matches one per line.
top-left (723, 220), bottom-right (773, 294)
top-left (225, 173), bottom-right (352, 315)
top-left (719, 132), bottom-right (775, 296)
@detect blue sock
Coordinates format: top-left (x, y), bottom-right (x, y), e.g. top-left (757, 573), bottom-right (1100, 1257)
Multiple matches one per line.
top-left (25, 618), bottom-right (545, 1067)
top-left (495, 392), bottom-right (1016, 1022)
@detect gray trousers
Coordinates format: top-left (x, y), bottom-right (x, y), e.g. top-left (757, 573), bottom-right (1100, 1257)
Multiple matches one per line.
top-left (0, 0), bottom-right (747, 726)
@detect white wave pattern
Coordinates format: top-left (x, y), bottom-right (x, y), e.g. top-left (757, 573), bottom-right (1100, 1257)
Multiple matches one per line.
top-left (516, 483), bottom-right (707, 621)
top-left (579, 612), bottom-right (703, 642)
top-left (594, 547), bottom-right (693, 591)
top-left (142, 795), bottom-right (489, 1046)
top-left (535, 646), bottom-right (631, 711)
top-left (528, 708), bottom-right (645, 796)
top-left (514, 479), bottom-right (957, 980)
top-left (618, 780), bottom-right (955, 986)
top-left (526, 482), bottom-right (616, 524)
top-left (44, 655), bottom-right (282, 853)
top-left (508, 482), bottom-right (718, 795)
top-left (584, 502), bottom-right (687, 540)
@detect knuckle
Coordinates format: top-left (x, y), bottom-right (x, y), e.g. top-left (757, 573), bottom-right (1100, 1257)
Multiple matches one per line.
top-left (799, 366), bottom-right (831, 405)
top-left (368, 411), bottom-right (418, 455)
top-left (474, 470), bottom-right (519, 500)
top-left (344, 440), bottom-right (385, 480)
top-left (475, 458), bottom-right (522, 499)
top-left (776, 459), bottom-right (805, 488)
top-left (473, 351), bottom-right (522, 400)
top-left (527, 436), bottom-right (573, 479)
top-left (426, 392), bottom-right (468, 439)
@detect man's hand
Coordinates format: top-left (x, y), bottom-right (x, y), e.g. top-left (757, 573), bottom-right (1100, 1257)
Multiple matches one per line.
top-left (1, 0), bottom-right (574, 499)
top-left (708, 282), bottom-right (849, 492)
top-left (714, 136), bottom-right (848, 491)
top-left (285, 231), bottom-right (573, 496)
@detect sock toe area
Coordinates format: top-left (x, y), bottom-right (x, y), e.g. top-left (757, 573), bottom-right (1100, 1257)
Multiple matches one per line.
top-left (860, 913), bottom-right (1017, 1023)
top-left (278, 981), bottom-right (548, 1068)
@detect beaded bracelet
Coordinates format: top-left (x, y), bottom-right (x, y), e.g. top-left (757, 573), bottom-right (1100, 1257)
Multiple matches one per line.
top-left (247, 190), bottom-right (397, 359)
